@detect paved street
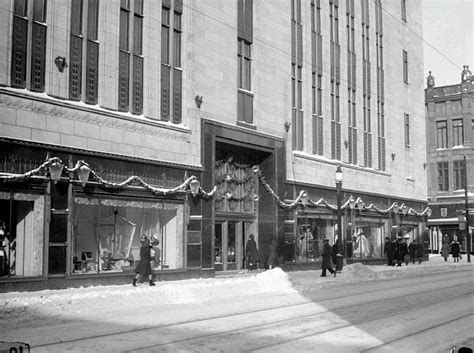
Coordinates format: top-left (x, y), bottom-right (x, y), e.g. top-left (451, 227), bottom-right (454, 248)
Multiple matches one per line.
top-left (1, 259), bottom-right (473, 353)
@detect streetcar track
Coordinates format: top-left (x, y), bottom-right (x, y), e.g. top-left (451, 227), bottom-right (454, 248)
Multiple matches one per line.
top-left (31, 273), bottom-right (473, 351)
top-left (127, 288), bottom-right (474, 352)
top-left (361, 312), bottom-right (474, 352)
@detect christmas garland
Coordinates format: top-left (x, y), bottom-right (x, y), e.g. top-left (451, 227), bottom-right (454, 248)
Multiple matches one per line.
top-left (251, 165), bottom-right (431, 217)
top-left (0, 157), bottom-right (217, 199)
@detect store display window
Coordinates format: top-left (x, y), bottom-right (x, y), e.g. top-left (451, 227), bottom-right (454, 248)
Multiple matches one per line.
top-left (0, 191), bottom-right (45, 277)
top-left (295, 216), bottom-right (334, 262)
top-left (72, 195), bottom-right (184, 274)
top-left (350, 218), bottom-right (388, 258)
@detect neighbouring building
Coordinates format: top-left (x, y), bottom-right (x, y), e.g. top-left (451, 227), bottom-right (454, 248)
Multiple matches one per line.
top-left (425, 66), bottom-right (474, 253)
top-left (0, 0), bottom-right (428, 292)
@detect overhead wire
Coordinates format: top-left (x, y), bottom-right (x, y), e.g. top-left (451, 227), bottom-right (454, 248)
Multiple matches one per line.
top-left (181, 2), bottom-right (460, 121)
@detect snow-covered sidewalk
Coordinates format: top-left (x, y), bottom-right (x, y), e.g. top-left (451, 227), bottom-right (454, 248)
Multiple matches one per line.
top-left (0, 254), bottom-right (470, 318)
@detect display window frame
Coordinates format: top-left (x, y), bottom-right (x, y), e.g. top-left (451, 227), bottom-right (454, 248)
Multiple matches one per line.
top-left (70, 191), bottom-right (186, 275)
top-left (0, 188), bottom-right (46, 278)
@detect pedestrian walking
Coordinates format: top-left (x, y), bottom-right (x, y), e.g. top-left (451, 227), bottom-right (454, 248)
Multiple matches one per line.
top-left (441, 242), bottom-right (450, 262)
top-left (395, 237), bottom-right (408, 266)
top-left (391, 238), bottom-right (398, 266)
top-left (132, 237), bottom-right (155, 286)
top-left (245, 234), bottom-right (260, 270)
top-left (383, 237), bottom-right (392, 266)
top-left (266, 239), bottom-right (278, 270)
top-left (320, 239), bottom-right (336, 277)
top-left (451, 240), bottom-right (461, 262)
top-left (408, 240), bottom-right (417, 264)
top-left (416, 240), bottom-right (424, 264)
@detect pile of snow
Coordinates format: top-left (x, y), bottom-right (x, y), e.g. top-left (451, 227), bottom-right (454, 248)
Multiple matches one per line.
top-left (0, 255), bottom-right (471, 321)
top-left (0, 268), bottom-right (296, 320)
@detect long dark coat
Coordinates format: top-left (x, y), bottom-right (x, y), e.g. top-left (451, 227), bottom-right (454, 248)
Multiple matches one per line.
top-left (135, 242), bottom-right (153, 277)
top-left (408, 242), bottom-right (417, 259)
top-left (416, 242), bottom-right (424, 258)
top-left (266, 241), bottom-right (278, 268)
top-left (398, 241), bottom-right (408, 261)
top-left (441, 243), bottom-right (450, 258)
top-left (384, 241), bottom-right (395, 261)
top-left (321, 242), bottom-right (333, 270)
top-left (245, 238), bottom-right (259, 263)
top-left (451, 242), bottom-right (460, 258)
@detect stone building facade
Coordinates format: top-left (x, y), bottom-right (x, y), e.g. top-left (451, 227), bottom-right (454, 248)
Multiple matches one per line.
top-left (0, 0), bottom-right (428, 291)
top-left (425, 66), bottom-right (474, 253)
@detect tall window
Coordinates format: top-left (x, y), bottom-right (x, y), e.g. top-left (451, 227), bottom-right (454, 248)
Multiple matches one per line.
top-left (291, 0), bottom-right (303, 150)
top-left (437, 162), bottom-right (449, 192)
top-left (403, 50), bottom-right (408, 83)
top-left (376, 0), bottom-right (385, 171)
top-left (238, 0), bottom-right (253, 124)
top-left (11, 0), bottom-right (47, 92)
top-left (362, 0), bottom-right (372, 167)
top-left (69, 0), bottom-right (99, 104)
top-left (118, 0), bottom-right (143, 114)
top-left (347, 0), bottom-right (357, 165)
top-left (401, 0), bottom-right (407, 21)
top-left (452, 119), bottom-right (464, 146)
top-left (436, 120), bottom-right (448, 148)
top-left (311, 0), bottom-right (323, 155)
top-left (161, 0), bottom-right (183, 123)
top-left (453, 160), bottom-right (466, 190)
top-left (404, 113), bottom-right (410, 146)
top-left (330, 0), bottom-right (341, 160)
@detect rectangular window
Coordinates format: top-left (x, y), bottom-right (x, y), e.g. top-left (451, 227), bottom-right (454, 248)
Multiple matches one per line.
top-left (0, 192), bottom-right (45, 277)
top-left (161, 2), bottom-right (182, 123)
top-left (453, 160), bottom-right (466, 190)
top-left (437, 162), bottom-right (449, 192)
top-left (118, 0), bottom-right (143, 115)
top-left (72, 196), bottom-right (184, 274)
top-left (403, 50), bottom-right (408, 83)
top-left (436, 120), bottom-right (448, 148)
top-left (401, 0), bottom-right (407, 21)
top-left (452, 119), bottom-right (464, 146)
top-left (238, 0), bottom-right (253, 43)
top-left (11, 0), bottom-right (47, 92)
top-left (237, 0), bottom-right (253, 125)
top-left (404, 113), bottom-right (410, 146)
top-left (291, 0), bottom-right (303, 150)
top-left (69, 0), bottom-right (99, 104)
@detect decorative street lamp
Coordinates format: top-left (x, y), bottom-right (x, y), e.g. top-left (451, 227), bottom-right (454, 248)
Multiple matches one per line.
top-left (189, 179), bottom-right (201, 197)
top-left (48, 160), bottom-right (63, 184)
top-left (335, 165), bottom-right (343, 254)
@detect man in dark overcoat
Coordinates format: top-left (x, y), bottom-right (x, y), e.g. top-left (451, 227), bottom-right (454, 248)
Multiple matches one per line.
top-left (416, 240), bottom-right (424, 264)
top-left (321, 239), bottom-right (336, 277)
top-left (384, 237), bottom-right (395, 266)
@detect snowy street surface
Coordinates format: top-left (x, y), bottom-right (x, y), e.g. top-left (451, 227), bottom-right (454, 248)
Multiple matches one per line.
top-left (0, 255), bottom-right (473, 353)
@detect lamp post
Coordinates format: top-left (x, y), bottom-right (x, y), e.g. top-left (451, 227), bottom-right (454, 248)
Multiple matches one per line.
top-left (335, 165), bottom-right (343, 254)
top-left (464, 156), bottom-right (471, 263)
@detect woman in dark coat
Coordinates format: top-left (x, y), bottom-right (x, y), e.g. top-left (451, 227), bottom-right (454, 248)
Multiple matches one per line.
top-left (441, 242), bottom-right (450, 262)
top-left (451, 241), bottom-right (461, 262)
top-left (320, 239), bottom-right (336, 277)
top-left (266, 239), bottom-right (278, 270)
top-left (416, 241), bottom-right (424, 264)
top-left (245, 234), bottom-right (260, 270)
top-left (384, 237), bottom-right (395, 266)
top-left (132, 237), bottom-right (155, 286)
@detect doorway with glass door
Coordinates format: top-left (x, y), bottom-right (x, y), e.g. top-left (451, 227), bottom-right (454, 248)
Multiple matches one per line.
top-left (214, 220), bottom-right (254, 271)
